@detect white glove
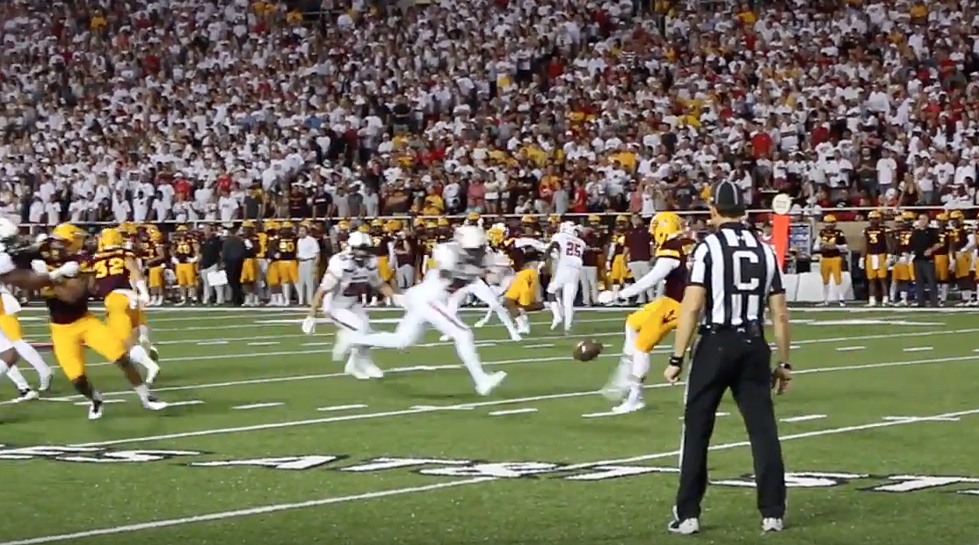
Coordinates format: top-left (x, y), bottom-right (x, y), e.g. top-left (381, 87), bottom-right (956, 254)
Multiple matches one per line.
top-left (301, 316), bottom-right (316, 335)
top-left (391, 293), bottom-right (405, 307)
top-left (171, 257), bottom-right (179, 265)
top-left (857, 258), bottom-right (864, 270)
top-left (49, 261), bottom-right (79, 281)
top-left (31, 260), bottom-right (47, 274)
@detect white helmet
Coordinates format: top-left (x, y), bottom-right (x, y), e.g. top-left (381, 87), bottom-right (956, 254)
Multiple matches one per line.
top-left (559, 221), bottom-right (578, 236)
top-left (0, 217), bottom-right (18, 252)
top-left (347, 231), bottom-right (373, 250)
top-left (432, 242), bottom-right (458, 270)
top-left (455, 225), bottom-right (486, 250)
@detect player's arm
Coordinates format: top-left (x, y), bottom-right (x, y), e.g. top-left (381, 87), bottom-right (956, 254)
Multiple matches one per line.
top-left (606, 240), bottom-right (617, 268)
top-left (620, 256), bottom-right (679, 299)
top-left (0, 267), bottom-right (70, 291)
top-left (124, 255), bottom-right (150, 303)
top-left (962, 232), bottom-right (977, 254)
top-left (835, 233), bottom-right (848, 253)
top-left (306, 271), bottom-right (337, 319)
top-left (51, 275), bottom-right (90, 303)
top-left (386, 240), bottom-right (396, 265)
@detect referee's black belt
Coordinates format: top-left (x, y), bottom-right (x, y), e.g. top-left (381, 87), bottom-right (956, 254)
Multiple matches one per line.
top-left (699, 322), bottom-right (764, 337)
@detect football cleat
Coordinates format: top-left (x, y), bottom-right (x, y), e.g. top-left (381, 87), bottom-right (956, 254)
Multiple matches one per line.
top-left (475, 371), bottom-right (507, 396)
top-left (142, 396), bottom-right (167, 411)
top-left (148, 346), bottom-right (160, 363)
top-left (38, 371), bottom-right (52, 392)
top-left (13, 389), bottom-right (38, 403)
top-left (762, 518), bottom-right (784, 532)
top-left (88, 398), bottom-right (104, 420)
top-left (667, 518), bottom-right (700, 535)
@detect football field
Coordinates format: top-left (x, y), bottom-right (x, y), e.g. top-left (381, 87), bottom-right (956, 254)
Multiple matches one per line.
top-left (1, 306), bottom-right (979, 545)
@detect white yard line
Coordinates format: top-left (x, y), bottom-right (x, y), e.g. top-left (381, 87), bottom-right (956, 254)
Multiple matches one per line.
top-left (488, 408), bottom-right (538, 416)
top-left (903, 346), bottom-right (933, 352)
top-left (65, 352), bottom-right (979, 449)
top-left (166, 400), bottom-right (205, 407)
top-left (232, 403), bottom-right (284, 410)
top-left (316, 404), bottom-right (367, 412)
top-left (10, 408), bottom-right (977, 545)
top-left (780, 414), bottom-right (827, 423)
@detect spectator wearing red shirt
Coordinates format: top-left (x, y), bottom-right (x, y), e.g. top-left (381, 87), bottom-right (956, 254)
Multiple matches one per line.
top-left (467, 177), bottom-right (486, 212)
top-left (570, 180), bottom-right (588, 213)
top-left (173, 175), bottom-right (192, 199)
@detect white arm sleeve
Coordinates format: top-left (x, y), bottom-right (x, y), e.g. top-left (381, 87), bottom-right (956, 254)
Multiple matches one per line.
top-left (0, 253), bottom-right (14, 276)
top-left (515, 237), bottom-right (547, 251)
top-left (620, 257), bottom-right (680, 299)
top-left (963, 233), bottom-right (977, 253)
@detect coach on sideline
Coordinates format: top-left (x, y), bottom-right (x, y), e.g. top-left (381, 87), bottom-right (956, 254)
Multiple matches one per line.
top-left (664, 180), bottom-right (793, 535)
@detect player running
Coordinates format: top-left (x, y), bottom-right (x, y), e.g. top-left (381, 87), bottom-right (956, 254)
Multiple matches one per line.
top-left (302, 231), bottom-right (396, 380)
top-left (35, 223), bottom-right (166, 419)
top-left (604, 212), bottom-right (694, 414)
top-left (89, 228), bottom-right (161, 384)
top-left (472, 224), bottom-right (517, 329)
top-left (545, 221), bottom-right (586, 334)
top-left (335, 226), bottom-right (507, 396)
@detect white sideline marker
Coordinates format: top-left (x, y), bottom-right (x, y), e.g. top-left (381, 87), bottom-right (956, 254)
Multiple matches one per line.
top-left (836, 346), bottom-right (864, 352)
top-left (489, 408), bottom-right (538, 416)
top-left (232, 403), bottom-right (283, 410)
top-left (316, 404), bottom-right (367, 412)
top-left (781, 414), bottom-right (827, 423)
top-left (904, 346), bottom-right (933, 352)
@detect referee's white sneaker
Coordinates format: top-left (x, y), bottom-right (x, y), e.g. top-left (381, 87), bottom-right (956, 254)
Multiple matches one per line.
top-left (762, 518), bottom-right (784, 532)
top-left (668, 506), bottom-right (700, 535)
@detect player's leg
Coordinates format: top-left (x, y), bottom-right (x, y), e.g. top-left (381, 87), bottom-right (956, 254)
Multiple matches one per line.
top-left (617, 298), bottom-right (678, 414)
top-left (0, 327), bottom-right (37, 402)
top-left (329, 306), bottom-right (378, 379)
top-left (546, 271), bottom-right (564, 331)
top-left (865, 256), bottom-right (878, 306)
top-left (283, 261), bottom-right (298, 306)
top-left (423, 300), bottom-right (505, 395)
top-left (267, 262), bottom-right (282, 306)
top-left (83, 315), bottom-right (166, 411)
top-left (106, 292), bottom-right (160, 384)
top-left (470, 278), bottom-right (521, 340)
top-left (0, 313), bottom-right (51, 391)
top-left (936, 254), bottom-right (949, 304)
top-left (831, 258), bottom-right (844, 305)
top-left (627, 261), bottom-right (648, 304)
top-left (50, 322), bottom-right (103, 419)
top-left (603, 310), bottom-right (643, 400)
top-left (560, 269), bottom-right (580, 332)
top-left (819, 259), bottom-right (832, 305)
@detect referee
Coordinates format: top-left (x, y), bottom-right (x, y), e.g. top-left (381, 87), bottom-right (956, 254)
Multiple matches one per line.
top-left (665, 180), bottom-right (793, 535)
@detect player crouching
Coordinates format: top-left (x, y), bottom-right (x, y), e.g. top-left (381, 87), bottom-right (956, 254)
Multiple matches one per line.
top-left (603, 212), bottom-right (693, 414)
top-left (91, 228), bottom-right (160, 384)
top-left (302, 231), bottom-right (395, 380)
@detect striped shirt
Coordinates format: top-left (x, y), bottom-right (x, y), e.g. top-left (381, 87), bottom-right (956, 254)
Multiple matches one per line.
top-left (688, 223), bottom-right (784, 327)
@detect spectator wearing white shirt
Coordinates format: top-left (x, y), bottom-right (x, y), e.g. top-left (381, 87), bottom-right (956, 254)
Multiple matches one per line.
top-left (112, 191), bottom-right (131, 223)
top-left (295, 225), bottom-right (321, 306)
top-left (218, 190), bottom-right (240, 222)
top-left (876, 149), bottom-right (898, 196)
top-left (44, 198), bottom-right (61, 226)
top-left (133, 191), bottom-right (150, 222)
top-left (29, 196), bottom-right (44, 225)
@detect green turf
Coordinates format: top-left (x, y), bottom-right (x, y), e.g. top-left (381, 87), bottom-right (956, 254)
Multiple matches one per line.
top-left (1, 307), bottom-right (978, 545)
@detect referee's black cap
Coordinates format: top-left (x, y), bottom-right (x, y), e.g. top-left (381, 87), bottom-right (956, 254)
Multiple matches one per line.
top-left (710, 180), bottom-right (746, 217)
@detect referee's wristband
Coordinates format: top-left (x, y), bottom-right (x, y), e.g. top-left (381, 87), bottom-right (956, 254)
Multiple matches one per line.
top-left (668, 355), bottom-right (684, 370)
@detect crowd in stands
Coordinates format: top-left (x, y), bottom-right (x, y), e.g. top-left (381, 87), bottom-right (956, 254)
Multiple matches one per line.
top-left (2, 0), bottom-right (979, 229)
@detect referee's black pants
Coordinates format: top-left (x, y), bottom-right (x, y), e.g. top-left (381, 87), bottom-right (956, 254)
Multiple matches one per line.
top-left (675, 327), bottom-right (787, 521)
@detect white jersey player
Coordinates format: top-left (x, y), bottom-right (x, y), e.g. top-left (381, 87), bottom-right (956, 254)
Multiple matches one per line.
top-left (302, 231), bottom-right (397, 380)
top-left (546, 222), bottom-right (586, 333)
top-left (335, 226), bottom-right (507, 396)
top-left (473, 227), bottom-right (516, 329)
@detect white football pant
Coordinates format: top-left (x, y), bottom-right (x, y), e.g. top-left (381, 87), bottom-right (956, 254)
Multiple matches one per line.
top-left (448, 277), bottom-right (521, 340)
top-left (325, 301), bottom-right (375, 369)
top-left (351, 298), bottom-right (493, 386)
top-left (548, 266), bottom-right (581, 331)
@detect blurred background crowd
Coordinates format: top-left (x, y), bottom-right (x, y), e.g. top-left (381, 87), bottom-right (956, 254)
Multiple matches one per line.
top-left (1, 0), bottom-right (979, 231)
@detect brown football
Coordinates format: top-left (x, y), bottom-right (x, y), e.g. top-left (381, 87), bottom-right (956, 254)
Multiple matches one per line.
top-left (573, 340), bottom-right (603, 362)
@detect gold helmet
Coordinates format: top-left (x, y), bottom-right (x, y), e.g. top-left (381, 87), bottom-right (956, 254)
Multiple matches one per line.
top-left (338, 220), bottom-right (351, 231)
top-left (117, 221), bottom-right (135, 235)
top-left (548, 213), bottom-right (561, 225)
top-left (413, 218), bottom-right (426, 228)
top-left (281, 221), bottom-right (294, 229)
top-left (425, 220), bottom-right (438, 229)
top-left (587, 214), bottom-right (600, 224)
top-left (937, 212), bottom-right (949, 222)
top-left (150, 229), bottom-right (163, 243)
top-left (242, 220), bottom-right (256, 229)
top-left (98, 227), bottom-right (124, 250)
top-left (521, 215), bottom-right (537, 224)
top-left (52, 223), bottom-right (86, 252)
top-left (487, 224), bottom-right (506, 246)
top-left (466, 212), bottom-right (481, 224)
top-left (386, 219), bottom-right (402, 233)
top-left (950, 210), bottom-right (965, 221)
top-left (868, 210), bottom-right (882, 220)
top-left (370, 218), bottom-right (384, 228)
top-left (437, 217), bottom-right (450, 227)
top-left (176, 224), bottom-right (189, 232)
top-left (357, 224), bottom-right (370, 233)
top-left (652, 212), bottom-right (683, 247)
top-left (901, 210), bottom-right (916, 222)
top-left (824, 214), bottom-right (837, 224)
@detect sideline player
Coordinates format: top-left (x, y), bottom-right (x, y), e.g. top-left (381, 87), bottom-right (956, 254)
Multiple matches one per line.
top-left (545, 221), bottom-right (585, 333)
top-left (890, 211), bottom-right (916, 305)
top-left (171, 226), bottom-right (198, 305)
top-left (604, 212), bottom-right (693, 413)
top-left (90, 228), bottom-right (161, 384)
top-left (606, 215), bottom-right (631, 300)
top-left (270, 222), bottom-right (299, 306)
top-left (145, 228), bottom-right (167, 306)
top-left (813, 214), bottom-right (847, 306)
top-left (335, 227), bottom-right (506, 395)
top-left (302, 230), bottom-right (396, 380)
top-left (862, 210), bottom-right (889, 306)
top-left (947, 210), bottom-right (976, 305)
top-left (934, 213), bottom-right (952, 305)
top-left (36, 223), bottom-right (166, 419)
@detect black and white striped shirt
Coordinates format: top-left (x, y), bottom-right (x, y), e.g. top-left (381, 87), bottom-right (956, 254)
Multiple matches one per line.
top-left (688, 224), bottom-right (784, 327)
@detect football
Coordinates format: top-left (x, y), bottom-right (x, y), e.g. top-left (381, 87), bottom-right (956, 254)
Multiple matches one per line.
top-left (573, 340), bottom-right (603, 362)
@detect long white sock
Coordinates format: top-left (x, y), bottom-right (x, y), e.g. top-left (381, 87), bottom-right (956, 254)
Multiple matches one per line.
top-left (562, 290), bottom-right (574, 331)
top-left (901, 287), bottom-right (909, 302)
top-left (889, 280), bottom-right (898, 301)
top-left (823, 283), bottom-right (831, 303)
top-left (13, 340), bottom-right (50, 377)
top-left (138, 325), bottom-right (151, 345)
top-left (939, 284), bottom-right (949, 303)
top-left (130, 345), bottom-right (159, 375)
top-left (454, 332), bottom-right (487, 382)
top-left (134, 383), bottom-right (151, 403)
top-left (631, 350), bottom-right (650, 380)
top-left (481, 307), bottom-right (494, 324)
top-left (282, 284), bottom-right (292, 305)
top-left (833, 282), bottom-right (843, 302)
top-left (549, 300), bottom-right (562, 322)
top-left (4, 364), bottom-right (29, 391)
top-left (493, 303), bottom-right (520, 338)
top-left (622, 325), bottom-right (637, 357)
top-left (517, 313), bottom-right (530, 332)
